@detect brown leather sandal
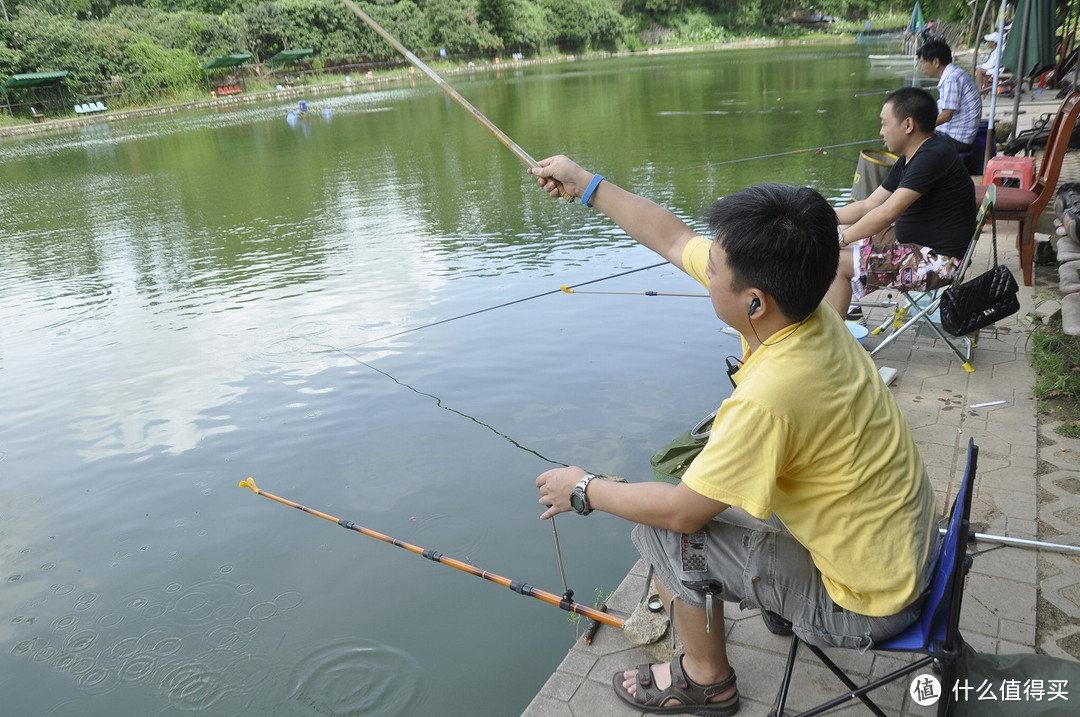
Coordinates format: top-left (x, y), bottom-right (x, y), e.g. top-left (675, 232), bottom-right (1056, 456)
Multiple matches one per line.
top-left (612, 654), bottom-right (739, 716)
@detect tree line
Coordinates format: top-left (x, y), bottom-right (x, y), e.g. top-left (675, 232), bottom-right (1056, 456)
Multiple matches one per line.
top-left (0, 1), bottom-right (964, 110)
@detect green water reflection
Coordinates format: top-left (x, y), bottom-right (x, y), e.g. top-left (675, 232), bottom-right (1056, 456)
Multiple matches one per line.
top-left (0, 45), bottom-right (916, 716)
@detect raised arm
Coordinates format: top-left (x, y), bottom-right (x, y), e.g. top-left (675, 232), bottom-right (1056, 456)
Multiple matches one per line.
top-left (529, 155), bottom-right (698, 271)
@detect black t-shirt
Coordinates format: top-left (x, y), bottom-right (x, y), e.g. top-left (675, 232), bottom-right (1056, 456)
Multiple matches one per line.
top-left (881, 135), bottom-right (976, 258)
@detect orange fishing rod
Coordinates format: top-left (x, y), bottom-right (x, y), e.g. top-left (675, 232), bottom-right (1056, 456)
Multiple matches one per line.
top-left (239, 478), bottom-right (625, 629)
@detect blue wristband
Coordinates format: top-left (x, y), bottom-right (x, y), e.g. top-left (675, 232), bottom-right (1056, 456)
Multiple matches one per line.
top-left (582, 174), bottom-right (605, 208)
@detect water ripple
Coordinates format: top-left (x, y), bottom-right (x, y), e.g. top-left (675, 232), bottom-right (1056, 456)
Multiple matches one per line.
top-left (287, 639), bottom-right (425, 716)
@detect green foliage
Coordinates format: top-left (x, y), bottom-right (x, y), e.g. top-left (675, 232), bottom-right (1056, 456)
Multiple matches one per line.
top-left (120, 37), bottom-right (201, 103)
top-left (10, 9), bottom-right (93, 84)
top-left (240, 1), bottom-right (288, 61)
top-left (111, 6), bottom-right (244, 57)
top-left (503, 0), bottom-right (555, 51)
top-left (478, 0), bottom-right (513, 44)
top-left (540, 0), bottom-right (628, 52)
top-left (1058, 421), bottom-right (1080, 439)
top-left (1031, 323), bottom-right (1080, 400)
top-left (671, 10), bottom-right (727, 44)
top-left (425, 0), bottom-right (499, 54)
top-left (0, 20), bottom-right (21, 78)
top-left (366, 2), bottom-right (430, 57)
top-left (275, 0), bottom-right (368, 59)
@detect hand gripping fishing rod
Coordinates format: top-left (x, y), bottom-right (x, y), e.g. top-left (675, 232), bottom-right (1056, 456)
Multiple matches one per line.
top-left (239, 478), bottom-right (625, 629)
top-left (340, 0), bottom-right (572, 201)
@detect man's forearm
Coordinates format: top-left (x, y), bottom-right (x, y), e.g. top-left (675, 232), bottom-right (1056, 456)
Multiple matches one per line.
top-left (590, 180), bottom-right (697, 269)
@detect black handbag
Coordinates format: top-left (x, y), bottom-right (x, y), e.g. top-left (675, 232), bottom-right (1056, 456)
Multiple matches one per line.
top-left (939, 224), bottom-right (1020, 336)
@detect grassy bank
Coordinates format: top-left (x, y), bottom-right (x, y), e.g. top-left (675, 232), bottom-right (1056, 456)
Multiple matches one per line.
top-left (1032, 321), bottom-right (1080, 437)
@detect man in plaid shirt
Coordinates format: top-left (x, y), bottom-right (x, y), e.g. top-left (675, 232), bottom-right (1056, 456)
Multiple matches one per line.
top-left (917, 39), bottom-right (983, 153)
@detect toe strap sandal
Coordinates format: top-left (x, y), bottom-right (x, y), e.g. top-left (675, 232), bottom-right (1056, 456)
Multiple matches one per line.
top-left (612, 654), bottom-right (739, 716)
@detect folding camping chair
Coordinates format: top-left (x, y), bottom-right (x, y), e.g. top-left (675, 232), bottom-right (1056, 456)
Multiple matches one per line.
top-left (866, 185), bottom-right (996, 373)
top-left (769, 438), bottom-right (979, 717)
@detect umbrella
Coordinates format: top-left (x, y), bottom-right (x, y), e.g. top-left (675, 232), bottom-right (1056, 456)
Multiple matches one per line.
top-left (1000, 0), bottom-right (1056, 79)
top-left (994, 0), bottom-right (1057, 143)
top-left (908, 2), bottom-right (926, 34)
top-left (904, 2), bottom-right (927, 54)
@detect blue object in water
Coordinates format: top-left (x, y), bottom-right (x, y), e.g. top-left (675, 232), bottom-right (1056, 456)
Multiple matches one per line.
top-left (298, 99), bottom-right (308, 113)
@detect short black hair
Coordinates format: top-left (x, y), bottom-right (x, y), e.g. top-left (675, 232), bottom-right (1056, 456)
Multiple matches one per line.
top-left (705, 184), bottom-right (838, 321)
top-left (916, 39), bottom-right (953, 66)
top-left (884, 86), bottom-right (939, 135)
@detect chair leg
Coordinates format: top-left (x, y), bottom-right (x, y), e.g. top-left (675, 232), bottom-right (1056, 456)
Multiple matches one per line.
top-left (1019, 214), bottom-right (1034, 286)
top-left (869, 292), bottom-right (975, 370)
top-left (770, 636), bottom-right (800, 717)
top-left (802, 643), bottom-right (890, 717)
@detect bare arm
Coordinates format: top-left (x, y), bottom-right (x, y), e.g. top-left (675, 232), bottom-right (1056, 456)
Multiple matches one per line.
top-left (529, 155), bottom-right (698, 271)
top-left (536, 466), bottom-right (727, 534)
top-left (841, 187), bottom-right (922, 244)
top-left (835, 184), bottom-right (890, 226)
top-left (936, 108), bottom-right (955, 127)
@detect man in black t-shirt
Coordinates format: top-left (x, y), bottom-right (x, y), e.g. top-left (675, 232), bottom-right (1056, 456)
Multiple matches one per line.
top-left (825, 87), bottom-right (976, 316)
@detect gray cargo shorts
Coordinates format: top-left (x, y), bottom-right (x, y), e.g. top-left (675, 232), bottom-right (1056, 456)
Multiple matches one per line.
top-left (631, 512), bottom-right (926, 650)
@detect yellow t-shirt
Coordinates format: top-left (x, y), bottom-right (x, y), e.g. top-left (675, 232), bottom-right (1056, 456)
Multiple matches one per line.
top-left (680, 236), bottom-right (937, 617)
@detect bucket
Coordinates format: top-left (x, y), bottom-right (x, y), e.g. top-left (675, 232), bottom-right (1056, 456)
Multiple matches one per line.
top-left (846, 321), bottom-right (869, 344)
top-left (851, 149), bottom-right (899, 201)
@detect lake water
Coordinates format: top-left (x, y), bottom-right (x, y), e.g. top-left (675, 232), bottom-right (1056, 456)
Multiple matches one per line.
top-left (1, 44), bottom-right (913, 715)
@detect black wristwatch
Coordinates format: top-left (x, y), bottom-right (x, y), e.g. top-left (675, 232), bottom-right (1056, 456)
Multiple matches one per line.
top-left (570, 473), bottom-right (597, 515)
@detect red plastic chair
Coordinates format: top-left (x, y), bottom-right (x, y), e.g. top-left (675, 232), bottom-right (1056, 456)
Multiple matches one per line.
top-left (975, 91), bottom-right (1080, 285)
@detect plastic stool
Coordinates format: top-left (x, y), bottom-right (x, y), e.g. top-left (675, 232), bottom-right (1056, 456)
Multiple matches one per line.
top-left (983, 156), bottom-right (1037, 190)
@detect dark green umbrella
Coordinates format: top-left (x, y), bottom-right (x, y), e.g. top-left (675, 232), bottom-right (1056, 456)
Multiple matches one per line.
top-left (1000, 0), bottom-right (1056, 79)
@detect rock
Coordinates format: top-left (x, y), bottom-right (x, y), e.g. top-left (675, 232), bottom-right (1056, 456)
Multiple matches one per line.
top-left (1062, 293), bottom-right (1080, 335)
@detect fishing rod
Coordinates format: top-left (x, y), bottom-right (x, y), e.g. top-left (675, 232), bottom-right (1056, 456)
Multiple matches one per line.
top-left (676, 138), bottom-right (878, 172)
top-left (340, 0), bottom-right (571, 201)
top-left (561, 286), bottom-right (707, 298)
top-left (348, 261), bottom-right (668, 348)
top-left (239, 478), bottom-right (626, 629)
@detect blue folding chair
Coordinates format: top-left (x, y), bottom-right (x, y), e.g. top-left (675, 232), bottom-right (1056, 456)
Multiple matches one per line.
top-left (769, 439), bottom-right (979, 717)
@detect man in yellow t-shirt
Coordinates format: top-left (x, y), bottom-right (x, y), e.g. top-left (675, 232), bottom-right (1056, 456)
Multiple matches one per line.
top-left (531, 156), bottom-right (937, 716)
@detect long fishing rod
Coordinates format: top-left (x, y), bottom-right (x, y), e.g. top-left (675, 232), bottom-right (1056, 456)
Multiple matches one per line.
top-left (340, 0), bottom-right (571, 201)
top-left (239, 478), bottom-right (626, 629)
top-left (347, 261), bottom-right (668, 348)
top-left (676, 138), bottom-right (878, 172)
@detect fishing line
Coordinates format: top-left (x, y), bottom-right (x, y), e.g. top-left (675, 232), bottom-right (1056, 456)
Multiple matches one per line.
top-left (675, 138), bottom-right (878, 172)
top-left (239, 478), bottom-right (625, 628)
top-left (560, 286), bottom-right (708, 298)
top-left (319, 341), bottom-right (569, 468)
top-left (345, 261), bottom-right (669, 348)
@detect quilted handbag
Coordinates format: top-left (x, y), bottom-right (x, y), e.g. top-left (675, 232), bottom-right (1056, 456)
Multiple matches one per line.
top-left (939, 265), bottom-right (1020, 336)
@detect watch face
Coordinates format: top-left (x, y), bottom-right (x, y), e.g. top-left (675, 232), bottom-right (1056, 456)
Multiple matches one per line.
top-left (569, 491), bottom-right (584, 513)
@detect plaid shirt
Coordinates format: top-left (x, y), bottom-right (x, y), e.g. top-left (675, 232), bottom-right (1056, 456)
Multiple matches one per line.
top-left (936, 63), bottom-right (982, 144)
